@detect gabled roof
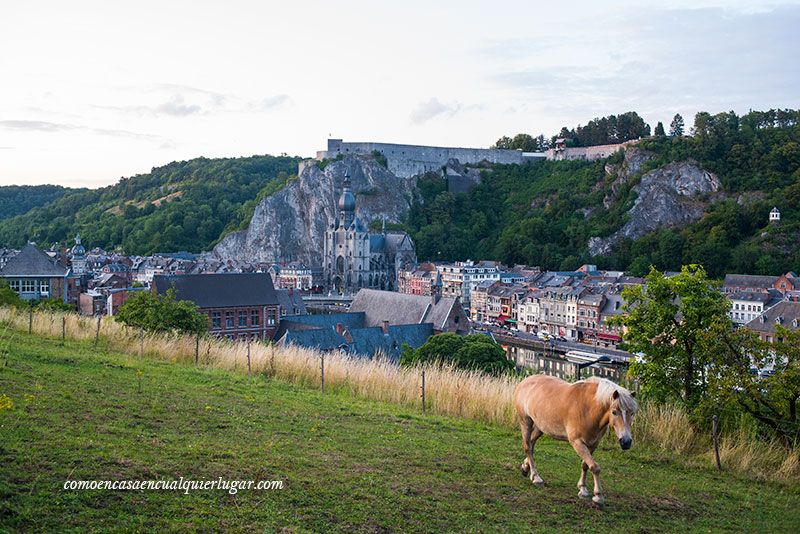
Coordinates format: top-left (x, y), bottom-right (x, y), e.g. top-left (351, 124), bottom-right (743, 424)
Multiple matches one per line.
top-left (745, 301), bottom-right (800, 334)
top-left (723, 274), bottom-right (778, 289)
top-left (0, 243), bottom-right (67, 277)
top-left (348, 288), bottom-right (459, 331)
top-left (153, 273), bottom-right (278, 308)
top-left (275, 289), bottom-right (307, 316)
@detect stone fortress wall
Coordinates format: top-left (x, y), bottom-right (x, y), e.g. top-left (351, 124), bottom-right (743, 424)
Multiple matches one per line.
top-left (310, 138), bottom-right (633, 178)
top-left (316, 139), bottom-right (546, 178)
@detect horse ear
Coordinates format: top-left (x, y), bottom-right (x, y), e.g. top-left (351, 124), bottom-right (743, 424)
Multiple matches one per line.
top-left (612, 390), bottom-right (620, 400)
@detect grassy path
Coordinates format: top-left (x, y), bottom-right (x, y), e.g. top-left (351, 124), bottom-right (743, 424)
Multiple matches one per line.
top-left (0, 332), bottom-right (798, 532)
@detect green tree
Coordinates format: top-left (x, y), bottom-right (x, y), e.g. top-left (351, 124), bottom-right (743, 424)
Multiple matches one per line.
top-left (705, 324), bottom-right (800, 447)
top-left (0, 280), bottom-right (24, 307)
top-left (33, 298), bottom-right (74, 312)
top-left (654, 121), bottom-right (666, 137)
top-left (115, 289), bottom-right (207, 335)
top-left (615, 265), bottom-right (729, 409)
top-left (400, 333), bottom-right (513, 375)
top-left (669, 113), bottom-right (685, 136)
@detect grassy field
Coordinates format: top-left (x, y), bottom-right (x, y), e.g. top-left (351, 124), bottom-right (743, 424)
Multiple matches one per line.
top-left (1, 331), bottom-right (799, 533)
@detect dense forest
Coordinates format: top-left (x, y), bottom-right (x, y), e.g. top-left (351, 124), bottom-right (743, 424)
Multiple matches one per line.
top-left (409, 109), bottom-right (800, 277)
top-left (0, 155), bottom-right (299, 255)
top-left (0, 185), bottom-right (79, 221)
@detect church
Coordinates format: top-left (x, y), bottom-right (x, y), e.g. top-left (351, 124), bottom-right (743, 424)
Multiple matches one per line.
top-left (323, 176), bottom-right (417, 294)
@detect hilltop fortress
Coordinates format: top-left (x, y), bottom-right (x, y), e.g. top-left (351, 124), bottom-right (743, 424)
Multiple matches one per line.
top-left (313, 138), bottom-right (632, 178)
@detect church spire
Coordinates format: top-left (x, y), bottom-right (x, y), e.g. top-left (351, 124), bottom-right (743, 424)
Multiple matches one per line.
top-left (338, 173), bottom-right (356, 228)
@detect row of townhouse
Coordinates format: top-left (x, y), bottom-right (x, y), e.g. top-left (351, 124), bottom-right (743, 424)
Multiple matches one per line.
top-left (469, 268), bottom-right (638, 348)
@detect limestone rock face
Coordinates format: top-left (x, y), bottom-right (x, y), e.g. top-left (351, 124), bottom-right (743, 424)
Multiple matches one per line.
top-left (589, 158), bottom-right (720, 256)
top-left (211, 155), bottom-right (418, 264)
top-left (603, 147), bottom-right (656, 208)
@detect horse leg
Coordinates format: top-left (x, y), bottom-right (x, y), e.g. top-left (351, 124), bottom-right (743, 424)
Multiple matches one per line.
top-left (519, 419), bottom-right (532, 477)
top-left (577, 461), bottom-right (590, 498)
top-left (527, 426), bottom-right (545, 486)
top-left (570, 440), bottom-right (603, 507)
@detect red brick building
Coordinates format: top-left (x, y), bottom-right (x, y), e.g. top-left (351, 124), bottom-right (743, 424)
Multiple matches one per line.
top-left (153, 273), bottom-right (280, 341)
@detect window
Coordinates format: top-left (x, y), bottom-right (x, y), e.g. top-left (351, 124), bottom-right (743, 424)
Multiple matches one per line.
top-left (267, 313), bottom-right (275, 326)
top-left (212, 312), bottom-right (221, 329)
top-left (238, 311), bottom-right (247, 327)
top-left (9, 280), bottom-right (20, 292)
top-left (21, 279), bottom-right (36, 293)
top-left (225, 312), bottom-right (234, 328)
top-left (251, 309), bottom-right (259, 326)
top-left (39, 279), bottom-right (50, 295)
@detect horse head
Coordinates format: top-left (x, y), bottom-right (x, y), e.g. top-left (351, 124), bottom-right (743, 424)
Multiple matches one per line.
top-left (609, 389), bottom-right (637, 450)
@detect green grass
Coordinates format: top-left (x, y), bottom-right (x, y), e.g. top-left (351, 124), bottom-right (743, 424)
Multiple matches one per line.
top-left (1, 331), bottom-right (799, 532)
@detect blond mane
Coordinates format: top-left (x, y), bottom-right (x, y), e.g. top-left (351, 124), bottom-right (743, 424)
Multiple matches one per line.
top-left (585, 377), bottom-right (638, 412)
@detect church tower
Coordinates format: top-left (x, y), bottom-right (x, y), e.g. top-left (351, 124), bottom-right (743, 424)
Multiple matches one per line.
top-left (323, 175), bottom-right (370, 294)
top-left (70, 234), bottom-right (87, 275)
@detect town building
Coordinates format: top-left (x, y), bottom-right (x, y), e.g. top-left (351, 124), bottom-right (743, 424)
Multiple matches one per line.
top-left (0, 243), bottom-right (72, 303)
top-left (397, 262), bottom-right (439, 296)
top-left (727, 291), bottom-right (779, 325)
top-left (723, 274), bottom-right (779, 294)
top-left (436, 260), bottom-right (501, 305)
top-left (769, 207), bottom-right (780, 224)
top-left (271, 262), bottom-right (315, 291)
top-left (153, 273), bottom-right (280, 341)
top-left (323, 176), bottom-right (416, 294)
top-left (348, 288), bottom-right (469, 335)
top-left (745, 301), bottom-right (800, 342)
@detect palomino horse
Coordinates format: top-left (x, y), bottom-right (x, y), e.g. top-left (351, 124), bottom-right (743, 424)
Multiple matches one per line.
top-left (513, 375), bottom-right (637, 507)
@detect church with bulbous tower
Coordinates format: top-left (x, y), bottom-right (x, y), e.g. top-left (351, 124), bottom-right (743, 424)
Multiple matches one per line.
top-left (323, 176), bottom-right (416, 294)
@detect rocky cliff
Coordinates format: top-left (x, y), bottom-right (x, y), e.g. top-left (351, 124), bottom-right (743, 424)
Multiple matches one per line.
top-left (588, 156), bottom-right (721, 256)
top-left (211, 155), bottom-right (419, 264)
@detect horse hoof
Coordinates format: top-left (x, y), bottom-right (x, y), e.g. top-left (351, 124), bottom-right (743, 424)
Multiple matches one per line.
top-left (592, 495), bottom-right (605, 508)
top-left (578, 488), bottom-right (590, 499)
top-left (520, 463), bottom-right (530, 477)
top-left (532, 475), bottom-right (545, 487)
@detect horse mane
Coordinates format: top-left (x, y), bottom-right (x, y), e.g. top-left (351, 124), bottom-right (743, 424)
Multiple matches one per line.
top-left (585, 377), bottom-right (638, 413)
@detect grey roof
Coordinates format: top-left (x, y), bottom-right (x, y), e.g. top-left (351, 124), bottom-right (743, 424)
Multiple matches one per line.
top-left (727, 291), bottom-right (772, 303)
top-left (276, 289), bottom-right (307, 316)
top-left (348, 288), bottom-right (458, 331)
top-left (601, 294), bottom-right (626, 316)
top-left (280, 328), bottom-right (349, 352)
top-left (724, 274), bottom-right (778, 289)
top-left (153, 273), bottom-right (278, 308)
top-left (745, 301), bottom-right (800, 334)
top-left (0, 243), bottom-right (68, 277)
top-left (275, 312), bottom-right (366, 340)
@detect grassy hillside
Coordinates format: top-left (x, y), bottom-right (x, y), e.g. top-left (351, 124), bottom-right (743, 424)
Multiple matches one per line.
top-left (0, 155), bottom-right (300, 254)
top-left (1, 331), bottom-right (798, 532)
top-left (0, 184), bottom-right (80, 221)
top-left (407, 109), bottom-right (800, 277)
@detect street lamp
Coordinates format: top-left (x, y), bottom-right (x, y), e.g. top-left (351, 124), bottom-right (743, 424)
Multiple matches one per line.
top-left (576, 355), bottom-right (611, 380)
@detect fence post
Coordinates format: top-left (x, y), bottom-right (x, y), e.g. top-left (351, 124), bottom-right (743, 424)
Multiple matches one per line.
top-left (421, 368), bottom-right (426, 413)
top-left (139, 328), bottom-right (144, 357)
top-left (94, 316), bottom-right (101, 348)
top-left (61, 315), bottom-right (66, 342)
top-left (247, 338), bottom-right (251, 375)
top-left (28, 307), bottom-right (33, 334)
top-left (195, 335), bottom-right (200, 368)
top-left (712, 415), bottom-right (722, 471)
top-left (320, 353), bottom-right (325, 394)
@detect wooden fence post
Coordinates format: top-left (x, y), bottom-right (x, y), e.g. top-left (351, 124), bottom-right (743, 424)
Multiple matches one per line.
top-left (421, 368), bottom-right (426, 413)
top-left (320, 353), bottom-right (325, 394)
top-left (195, 335), bottom-right (200, 368)
top-left (139, 328), bottom-right (144, 357)
top-left (28, 307), bottom-right (33, 334)
top-left (61, 315), bottom-right (66, 342)
top-left (712, 415), bottom-right (722, 471)
top-left (247, 338), bottom-right (252, 375)
top-left (94, 316), bottom-right (101, 348)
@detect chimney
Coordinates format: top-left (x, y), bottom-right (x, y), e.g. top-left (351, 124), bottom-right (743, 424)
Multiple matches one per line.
top-left (335, 323), bottom-right (345, 335)
top-left (381, 320), bottom-right (390, 334)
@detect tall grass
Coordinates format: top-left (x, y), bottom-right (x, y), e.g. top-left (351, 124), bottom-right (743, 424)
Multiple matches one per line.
top-left (1, 306), bottom-right (796, 483)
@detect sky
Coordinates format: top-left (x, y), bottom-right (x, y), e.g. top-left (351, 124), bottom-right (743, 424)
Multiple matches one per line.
top-left (1, 0), bottom-right (799, 188)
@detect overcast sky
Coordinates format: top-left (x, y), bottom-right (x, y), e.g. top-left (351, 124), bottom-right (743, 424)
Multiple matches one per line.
top-left (1, 0), bottom-right (799, 187)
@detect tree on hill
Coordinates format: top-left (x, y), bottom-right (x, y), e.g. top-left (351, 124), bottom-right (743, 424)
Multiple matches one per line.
top-left (400, 333), bottom-right (514, 375)
top-left (115, 289), bottom-right (207, 335)
top-left (669, 113), bottom-right (685, 136)
top-left (492, 133), bottom-right (543, 152)
top-left (654, 121), bottom-right (666, 137)
top-left (614, 265), bottom-right (729, 410)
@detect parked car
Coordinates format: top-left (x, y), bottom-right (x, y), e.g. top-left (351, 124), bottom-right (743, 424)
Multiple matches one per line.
top-left (537, 331), bottom-right (550, 341)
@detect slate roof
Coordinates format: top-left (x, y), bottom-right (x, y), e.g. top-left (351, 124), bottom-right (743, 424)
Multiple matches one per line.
top-left (274, 312), bottom-right (366, 340)
top-left (745, 301), bottom-right (800, 334)
top-left (0, 243), bottom-right (68, 277)
top-left (348, 288), bottom-right (458, 331)
top-left (153, 273), bottom-right (278, 308)
top-left (276, 289), bottom-right (307, 316)
top-left (723, 274), bottom-right (778, 290)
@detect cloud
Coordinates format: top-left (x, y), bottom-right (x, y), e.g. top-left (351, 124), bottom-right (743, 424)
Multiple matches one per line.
top-left (0, 119), bottom-right (155, 140)
top-left (0, 120), bottom-right (75, 132)
top-left (258, 94), bottom-right (290, 110)
top-left (154, 94), bottom-right (202, 117)
top-left (410, 98), bottom-right (462, 125)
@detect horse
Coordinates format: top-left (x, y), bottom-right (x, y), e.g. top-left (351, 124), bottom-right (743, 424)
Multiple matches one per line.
top-left (513, 375), bottom-right (637, 507)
